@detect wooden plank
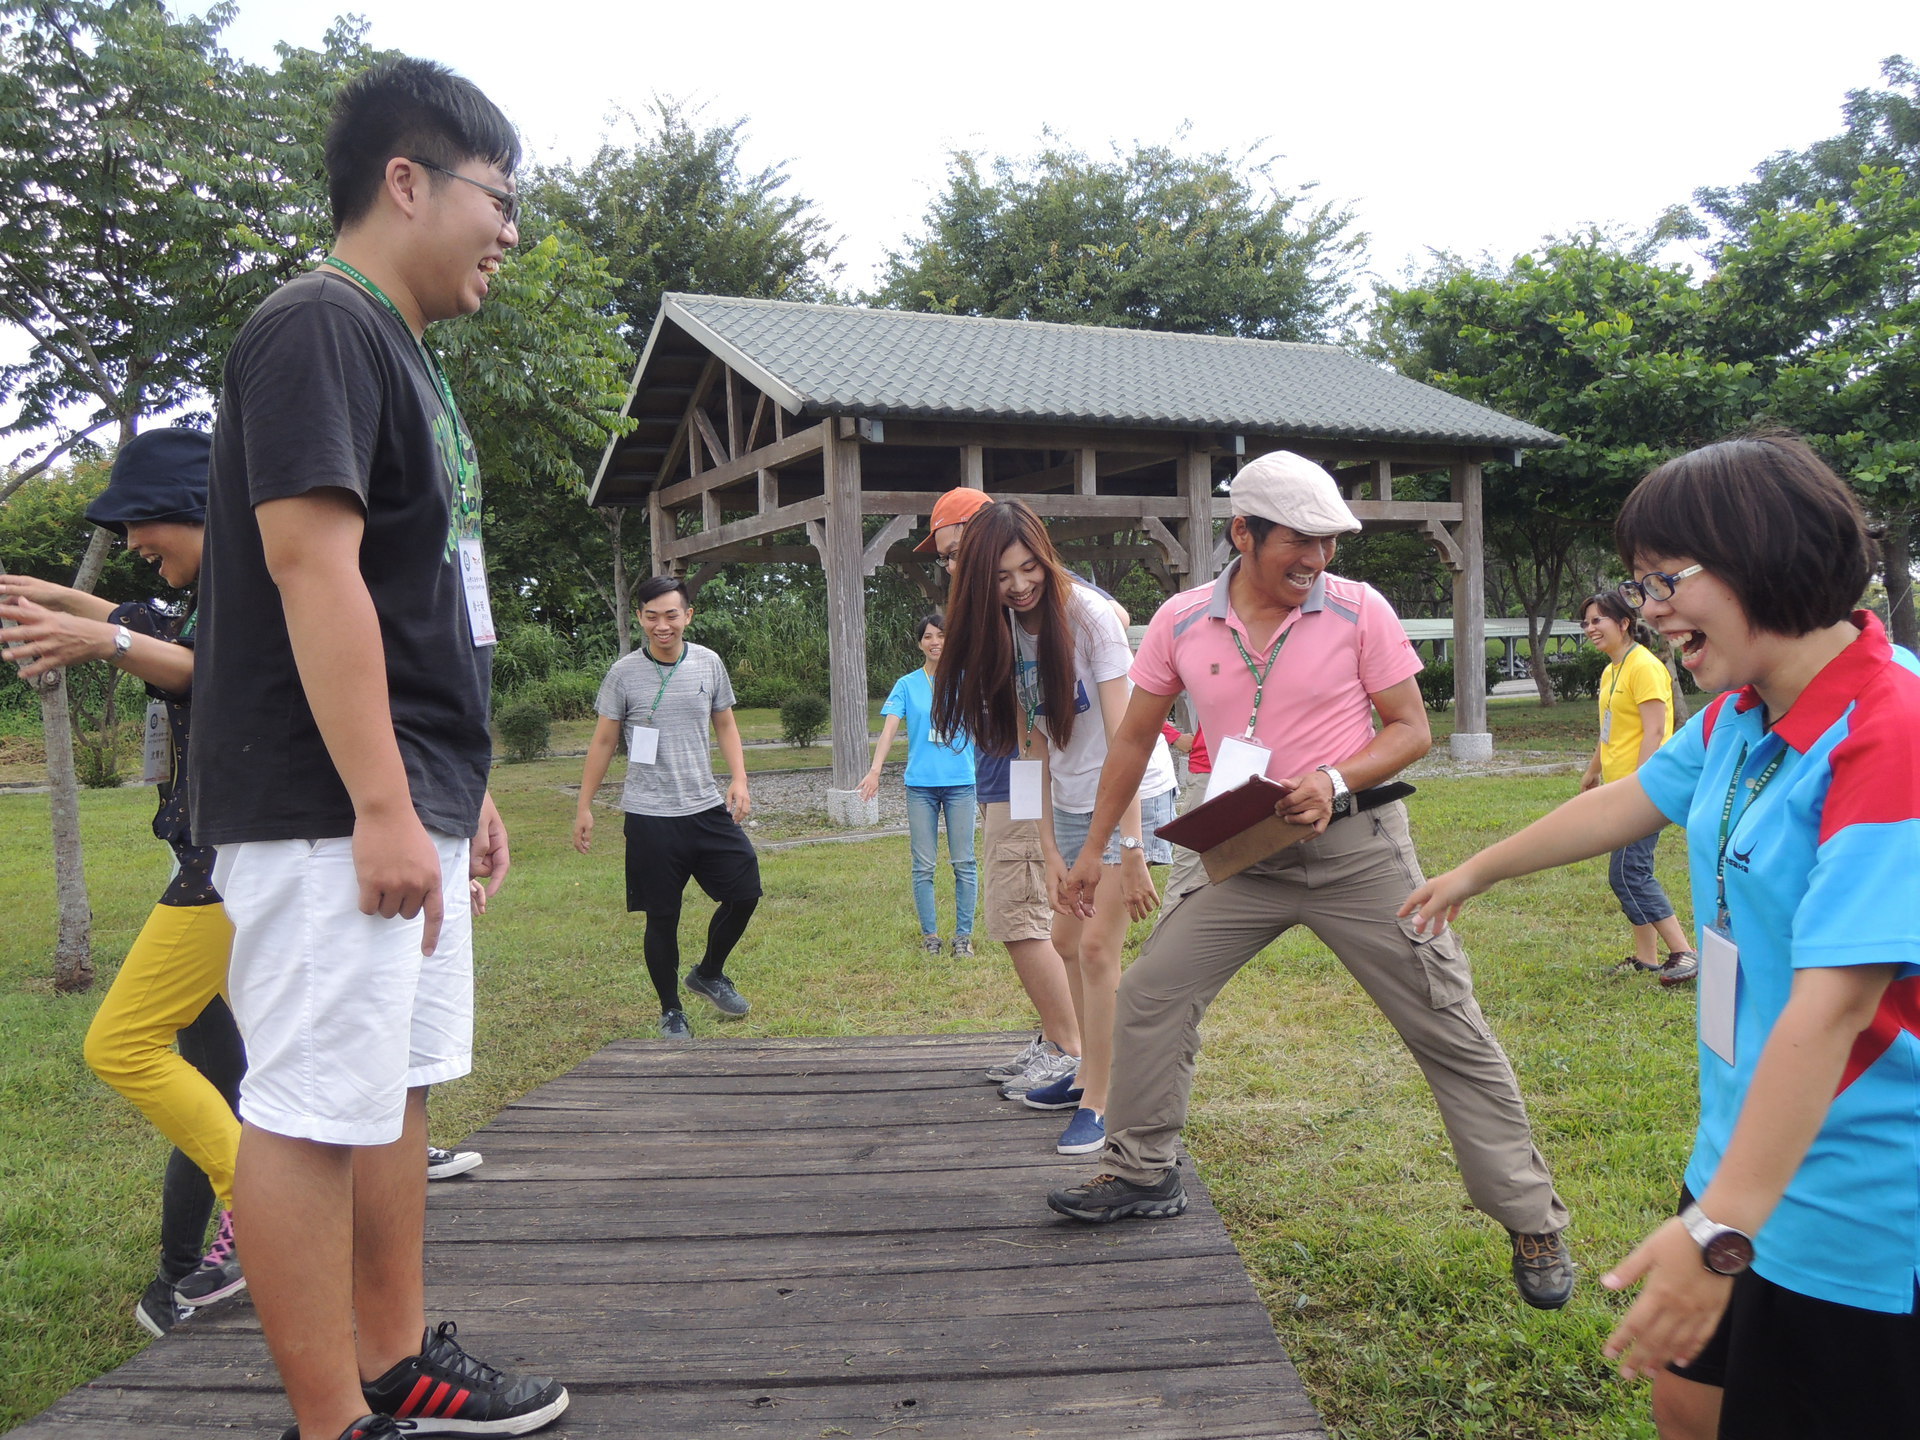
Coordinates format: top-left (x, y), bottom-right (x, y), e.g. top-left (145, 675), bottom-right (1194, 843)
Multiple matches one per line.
top-left (656, 422), bottom-right (828, 509)
top-left (861, 513), bottom-right (917, 577)
top-left (692, 407), bottom-right (728, 476)
top-left (725, 367), bottom-right (740, 459)
top-left (1141, 515), bottom-right (1188, 572)
top-left (863, 490), bottom-right (1187, 520)
top-left (1182, 450), bottom-right (1218, 583)
top-left (660, 496), bottom-right (827, 563)
top-left (1076, 446), bottom-right (1098, 496)
top-left (960, 442), bottom-right (984, 489)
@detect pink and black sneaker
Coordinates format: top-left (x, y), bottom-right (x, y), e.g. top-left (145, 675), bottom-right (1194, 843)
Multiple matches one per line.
top-left (174, 1208), bottom-right (246, 1307)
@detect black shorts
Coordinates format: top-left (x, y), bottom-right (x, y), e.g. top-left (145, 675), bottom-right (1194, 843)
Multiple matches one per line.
top-left (1669, 1186), bottom-right (1920, 1439)
top-left (624, 806), bottom-right (762, 914)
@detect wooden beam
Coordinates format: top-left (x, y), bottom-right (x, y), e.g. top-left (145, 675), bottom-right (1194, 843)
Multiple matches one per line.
top-left (758, 466), bottom-right (778, 514)
top-left (805, 518), bottom-right (827, 557)
top-left (1372, 457), bottom-right (1393, 503)
top-left (660, 496), bottom-right (828, 562)
top-left (744, 391), bottom-right (768, 455)
top-left (1141, 515), bottom-right (1189, 573)
top-left (1075, 447), bottom-right (1097, 497)
top-left (657, 423), bottom-right (828, 509)
top-left (960, 444), bottom-right (984, 490)
top-left (861, 514), bottom-right (917, 577)
top-left (1423, 517), bottom-right (1464, 573)
top-left (1182, 450), bottom-right (1218, 584)
top-left (693, 408), bottom-right (728, 474)
top-left (685, 560), bottom-right (724, 600)
top-left (862, 490), bottom-right (1187, 519)
top-left (878, 419), bottom-right (1220, 454)
top-left (657, 356), bottom-right (722, 491)
top-left (821, 428), bottom-right (871, 798)
top-left (725, 370), bottom-right (740, 460)
top-left (1450, 461), bottom-right (1488, 741)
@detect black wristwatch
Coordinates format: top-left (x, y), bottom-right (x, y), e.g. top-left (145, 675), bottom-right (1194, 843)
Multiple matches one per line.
top-left (1680, 1203), bottom-right (1755, 1276)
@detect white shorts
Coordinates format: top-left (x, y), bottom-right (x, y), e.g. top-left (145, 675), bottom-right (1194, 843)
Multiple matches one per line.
top-left (214, 832), bottom-right (474, 1145)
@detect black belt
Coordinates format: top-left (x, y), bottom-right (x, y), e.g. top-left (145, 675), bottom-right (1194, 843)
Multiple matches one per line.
top-left (1340, 781), bottom-right (1415, 818)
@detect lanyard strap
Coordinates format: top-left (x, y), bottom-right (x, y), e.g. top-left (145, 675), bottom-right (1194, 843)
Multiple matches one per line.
top-left (642, 647), bottom-right (685, 722)
top-left (1714, 741), bottom-right (1786, 931)
top-left (1603, 642), bottom-right (1636, 712)
top-left (1230, 622), bottom-right (1295, 739)
top-left (1010, 611), bottom-right (1043, 754)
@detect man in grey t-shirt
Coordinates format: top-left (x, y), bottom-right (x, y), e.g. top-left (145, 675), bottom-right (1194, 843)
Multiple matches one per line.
top-left (573, 575), bottom-right (761, 1037)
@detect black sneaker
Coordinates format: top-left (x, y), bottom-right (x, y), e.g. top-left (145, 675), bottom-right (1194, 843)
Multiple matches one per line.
top-left (426, 1146), bottom-right (483, 1181)
top-left (363, 1321), bottom-right (568, 1435)
top-left (280, 1416), bottom-right (412, 1440)
top-left (1509, 1229), bottom-right (1576, 1310)
top-left (134, 1275), bottom-right (193, 1338)
top-left (1047, 1170), bottom-right (1188, 1222)
top-left (1657, 951), bottom-right (1700, 987)
top-left (658, 1008), bottom-right (693, 1039)
top-left (685, 968), bottom-right (749, 1016)
top-left (174, 1207), bottom-right (245, 1307)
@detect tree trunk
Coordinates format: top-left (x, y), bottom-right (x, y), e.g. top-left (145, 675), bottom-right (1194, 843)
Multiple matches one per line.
top-left (1884, 511), bottom-right (1917, 652)
top-left (1528, 613), bottom-right (1556, 706)
top-left (606, 506), bottom-right (633, 657)
top-left (40, 669), bottom-right (94, 991)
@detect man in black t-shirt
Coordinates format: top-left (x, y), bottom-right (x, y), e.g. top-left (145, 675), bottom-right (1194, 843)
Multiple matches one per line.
top-left (191, 60), bottom-right (565, 1440)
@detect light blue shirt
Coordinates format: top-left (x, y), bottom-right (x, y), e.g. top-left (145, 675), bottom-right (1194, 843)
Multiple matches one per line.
top-left (881, 668), bottom-right (975, 788)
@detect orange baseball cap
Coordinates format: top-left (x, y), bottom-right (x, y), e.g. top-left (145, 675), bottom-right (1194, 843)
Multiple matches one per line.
top-left (912, 487), bottom-right (995, 552)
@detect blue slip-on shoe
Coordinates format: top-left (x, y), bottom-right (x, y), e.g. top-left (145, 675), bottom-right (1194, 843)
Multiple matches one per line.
top-left (1056, 1107), bottom-right (1105, 1155)
top-left (1021, 1073), bottom-right (1084, 1111)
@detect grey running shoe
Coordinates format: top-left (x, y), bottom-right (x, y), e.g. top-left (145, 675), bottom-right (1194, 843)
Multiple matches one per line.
top-left (134, 1275), bottom-right (193, 1338)
top-left (984, 1034), bottom-right (1045, 1085)
top-left (684, 968), bottom-right (750, 1016)
top-left (921, 933), bottom-right (943, 956)
top-left (1047, 1169), bottom-right (1188, 1222)
top-left (1510, 1229), bottom-right (1576, 1309)
top-left (950, 936), bottom-right (974, 957)
top-left (174, 1208), bottom-right (245, 1307)
top-left (426, 1145), bottom-right (482, 1180)
top-left (658, 1008), bottom-right (693, 1039)
top-left (1657, 951), bottom-right (1699, 987)
top-left (998, 1041), bottom-right (1079, 1098)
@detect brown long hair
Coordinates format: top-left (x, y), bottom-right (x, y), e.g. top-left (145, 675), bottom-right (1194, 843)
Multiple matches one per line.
top-left (931, 499), bottom-right (1080, 756)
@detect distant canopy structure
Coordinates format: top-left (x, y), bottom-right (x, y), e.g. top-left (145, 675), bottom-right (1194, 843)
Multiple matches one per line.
top-left (591, 295), bottom-right (1564, 821)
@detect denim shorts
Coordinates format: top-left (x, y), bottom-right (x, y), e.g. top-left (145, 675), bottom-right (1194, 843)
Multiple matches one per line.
top-left (1053, 786), bottom-right (1177, 867)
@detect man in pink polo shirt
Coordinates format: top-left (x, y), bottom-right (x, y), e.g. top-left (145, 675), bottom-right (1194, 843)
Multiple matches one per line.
top-left (1043, 451), bottom-right (1574, 1310)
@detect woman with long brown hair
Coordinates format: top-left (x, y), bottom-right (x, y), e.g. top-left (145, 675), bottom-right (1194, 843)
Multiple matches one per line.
top-left (934, 499), bottom-right (1177, 1156)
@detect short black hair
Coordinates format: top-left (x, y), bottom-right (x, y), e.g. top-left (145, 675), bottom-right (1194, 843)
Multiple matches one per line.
top-left (634, 575), bottom-right (691, 609)
top-left (326, 58), bottom-right (520, 232)
top-left (913, 612), bottom-right (945, 642)
top-left (1615, 431), bottom-right (1871, 638)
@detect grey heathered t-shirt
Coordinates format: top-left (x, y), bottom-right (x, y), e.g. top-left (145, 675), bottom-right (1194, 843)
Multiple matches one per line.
top-left (595, 642), bottom-right (737, 817)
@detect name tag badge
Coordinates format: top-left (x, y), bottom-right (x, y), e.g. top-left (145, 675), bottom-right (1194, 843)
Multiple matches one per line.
top-left (459, 536), bottom-right (496, 647)
top-left (141, 701), bottom-right (170, 785)
top-left (928, 724), bottom-right (948, 748)
top-left (1008, 759), bottom-right (1045, 821)
top-left (629, 725), bottom-right (661, 765)
top-left (1204, 735), bottom-right (1273, 803)
top-left (1699, 926), bottom-right (1738, 1065)
top-left (1600, 710), bottom-right (1612, 743)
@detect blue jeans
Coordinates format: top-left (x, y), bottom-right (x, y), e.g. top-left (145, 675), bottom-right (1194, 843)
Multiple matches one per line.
top-left (907, 784), bottom-right (977, 938)
top-left (1608, 830), bottom-right (1675, 926)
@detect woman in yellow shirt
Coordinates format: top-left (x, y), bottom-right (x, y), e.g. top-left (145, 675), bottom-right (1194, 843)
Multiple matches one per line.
top-left (1577, 591), bottom-right (1697, 984)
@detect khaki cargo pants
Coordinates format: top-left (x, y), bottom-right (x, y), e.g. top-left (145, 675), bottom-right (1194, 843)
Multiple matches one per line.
top-left (1103, 800), bottom-right (1569, 1236)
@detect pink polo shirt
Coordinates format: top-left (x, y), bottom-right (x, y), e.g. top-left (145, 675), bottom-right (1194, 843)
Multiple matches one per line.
top-left (1131, 563), bottom-right (1423, 783)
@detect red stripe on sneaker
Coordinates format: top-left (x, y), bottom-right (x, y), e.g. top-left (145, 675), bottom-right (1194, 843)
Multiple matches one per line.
top-left (398, 1377), bottom-right (435, 1416)
top-left (425, 1382), bottom-right (454, 1415)
top-left (446, 1387), bottom-right (471, 1414)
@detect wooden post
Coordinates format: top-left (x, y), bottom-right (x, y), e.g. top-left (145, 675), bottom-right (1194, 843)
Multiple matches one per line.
top-left (1449, 460), bottom-right (1491, 759)
top-left (961, 444), bottom-right (984, 490)
top-left (1075, 448), bottom-right (1097, 497)
top-left (822, 426), bottom-right (875, 825)
top-left (1182, 449), bottom-right (1218, 584)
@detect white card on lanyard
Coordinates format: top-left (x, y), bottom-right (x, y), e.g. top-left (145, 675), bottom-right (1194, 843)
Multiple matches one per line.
top-left (628, 725), bottom-right (661, 765)
top-left (140, 700), bottom-right (170, 785)
top-left (1599, 709), bottom-right (1612, 742)
top-left (1699, 927), bottom-right (1738, 1065)
top-left (1008, 759), bottom-right (1045, 820)
top-left (459, 536), bottom-right (496, 647)
top-left (1204, 735), bottom-right (1273, 802)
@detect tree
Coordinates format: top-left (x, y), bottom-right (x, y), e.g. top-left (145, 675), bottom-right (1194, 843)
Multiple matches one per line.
top-left (872, 134), bottom-right (1363, 340)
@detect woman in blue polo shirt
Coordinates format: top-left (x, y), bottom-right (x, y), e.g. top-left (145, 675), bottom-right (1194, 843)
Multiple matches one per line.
top-left (1401, 432), bottom-right (1920, 1440)
top-left (860, 613), bottom-right (978, 955)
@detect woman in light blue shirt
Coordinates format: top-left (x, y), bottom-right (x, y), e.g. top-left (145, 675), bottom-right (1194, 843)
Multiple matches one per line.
top-left (860, 614), bottom-right (978, 954)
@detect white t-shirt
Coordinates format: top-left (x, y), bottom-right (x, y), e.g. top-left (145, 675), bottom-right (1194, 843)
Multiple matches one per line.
top-left (1013, 586), bottom-right (1177, 812)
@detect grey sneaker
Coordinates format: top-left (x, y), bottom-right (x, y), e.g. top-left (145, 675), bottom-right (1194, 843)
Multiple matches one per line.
top-left (1047, 1169), bottom-right (1187, 1222)
top-left (921, 933), bottom-right (943, 956)
top-left (684, 968), bottom-right (750, 1016)
top-left (950, 936), bottom-right (974, 957)
top-left (1657, 951), bottom-right (1699, 987)
top-left (658, 1008), bottom-right (693, 1039)
top-left (984, 1034), bottom-right (1045, 1085)
top-left (998, 1041), bottom-right (1079, 1098)
top-left (1509, 1229), bottom-right (1576, 1309)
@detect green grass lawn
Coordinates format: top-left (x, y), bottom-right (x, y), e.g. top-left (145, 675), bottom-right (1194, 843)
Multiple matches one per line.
top-left (0, 753), bottom-right (1695, 1438)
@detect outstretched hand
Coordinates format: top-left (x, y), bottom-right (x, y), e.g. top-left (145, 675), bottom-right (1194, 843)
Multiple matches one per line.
top-left (1396, 863), bottom-right (1487, 937)
top-left (1600, 1219), bottom-right (1733, 1381)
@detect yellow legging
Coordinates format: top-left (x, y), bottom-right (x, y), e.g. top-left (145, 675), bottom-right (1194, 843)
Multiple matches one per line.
top-left (83, 902), bottom-right (241, 1210)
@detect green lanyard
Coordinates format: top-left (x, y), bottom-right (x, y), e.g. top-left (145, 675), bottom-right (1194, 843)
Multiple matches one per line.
top-left (1714, 741), bottom-right (1786, 934)
top-left (1603, 643), bottom-right (1636, 714)
top-left (1230, 622), bottom-right (1295, 739)
top-left (318, 256), bottom-right (482, 543)
top-left (1010, 612), bottom-right (1043, 755)
top-left (642, 646), bottom-right (685, 723)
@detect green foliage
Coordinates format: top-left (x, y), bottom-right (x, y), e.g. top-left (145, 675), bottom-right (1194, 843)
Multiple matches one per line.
top-left (873, 133), bottom-right (1361, 339)
top-left (778, 691), bottom-right (828, 748)
top-left (1416, 661), bottom-right (1454, 712)
top-left (495, 700), bottom-right (551, 763)
top-left (1547, 646), bottom-right (1610, 702)
top-left (514, 671), bottom-right (600, 723)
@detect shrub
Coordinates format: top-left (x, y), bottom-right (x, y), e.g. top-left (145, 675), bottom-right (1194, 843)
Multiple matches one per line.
top-left (491, 623), bottom-right (572, 693)
top-left (74, 726), bottom-right (126, 788)
top-left (1547, 647), bottom-right (1609, 701)
top-left (1417, 661), bottom-right (1454, 712)
top-left (520, 669), bottom-right (601, 721)
top-left (780, 690), bottom-right (829, 748)
top-left (496, 700), bottom-right (551, 763)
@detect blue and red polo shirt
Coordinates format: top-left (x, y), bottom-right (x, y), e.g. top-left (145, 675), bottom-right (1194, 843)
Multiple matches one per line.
top-left (1636, 611), bottom-right (1920, 1313)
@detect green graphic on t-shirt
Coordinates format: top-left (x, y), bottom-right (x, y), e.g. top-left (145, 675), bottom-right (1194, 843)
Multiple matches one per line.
top-left (435, 407), bottom-right (483, 563)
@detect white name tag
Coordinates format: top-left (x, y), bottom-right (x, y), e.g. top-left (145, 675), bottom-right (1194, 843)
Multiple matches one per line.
top-left (1700, 926), bottom-right (1738, 1066)
top-left (1008, 759), bottom-right (1045, 821)
top-left (628, 725), bottom-right (660, 765)
top-left (1204, 735), bottom-right (1273, 802)
top-left (141, 701), bottom-right (170, 785)
top-left (459, 536), bottom-right (496, 647)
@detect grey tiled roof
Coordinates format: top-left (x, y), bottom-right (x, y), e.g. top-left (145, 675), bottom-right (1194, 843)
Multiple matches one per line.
top-left (657, 293), bottom-right (1562, 448)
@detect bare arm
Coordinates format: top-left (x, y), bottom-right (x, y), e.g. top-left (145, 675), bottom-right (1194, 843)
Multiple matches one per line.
top-left (858, 713), bottom-right (905, 801)
top-left (1601, 963), bottom-right (1898, 1378)
top-left (1060, 684), bottom-right (1177, 919)
top-left (0, 573), bottom-right (116, 621)
top-left (1, 595), bottom-right (194, 692)
top-left (573, 714), bottom-right (623, 853)
top-left (1273, 675), bottom-right (1432, 828)
top-left (257, 488), bottom-right (445, 953)
top-left (713, 706), bottom-right (751, 820)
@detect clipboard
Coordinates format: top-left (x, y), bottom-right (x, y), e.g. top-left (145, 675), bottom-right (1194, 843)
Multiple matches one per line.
top-left (1158, 776), bottom-right (1415, 883)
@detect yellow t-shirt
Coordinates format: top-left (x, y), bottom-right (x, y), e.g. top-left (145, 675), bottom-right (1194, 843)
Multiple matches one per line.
top-left (1597, 643), bottom-right (1675, 783)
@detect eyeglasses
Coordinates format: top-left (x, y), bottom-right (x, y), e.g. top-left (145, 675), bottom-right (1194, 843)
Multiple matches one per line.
top-left (1616, 565), bottom-right (1704, 608)
top-left (409, 157), bottom-right (520, 228)
top-left (934, 549), bottom-right (960, 571)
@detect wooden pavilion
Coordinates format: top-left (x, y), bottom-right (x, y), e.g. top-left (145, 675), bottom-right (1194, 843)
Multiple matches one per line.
top-left (590, 296), bottom-right (1562, 822)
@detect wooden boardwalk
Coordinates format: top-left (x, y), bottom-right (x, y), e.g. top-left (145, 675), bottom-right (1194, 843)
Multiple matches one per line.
top-left (21, 1033), bottom-right (1325, 1439)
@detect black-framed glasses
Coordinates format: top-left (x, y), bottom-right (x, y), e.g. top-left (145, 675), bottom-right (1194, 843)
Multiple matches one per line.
top-left (1617, 565), bottom-right (1704, 608)
top-left (934, 550), bottom-right (960, 571)
top-left (409, 156), bottom-right (520, 228)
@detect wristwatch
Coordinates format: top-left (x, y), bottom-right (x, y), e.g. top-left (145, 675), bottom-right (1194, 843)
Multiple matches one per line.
top-left (109, 625), bottom-right (133, 665)
top-left (1679, 1203), bottom-right (1755, 1276)
top-left (1317, 764), bottom-right (1352, 817)
top-left (1116, 835), bottom-right (1144, 855)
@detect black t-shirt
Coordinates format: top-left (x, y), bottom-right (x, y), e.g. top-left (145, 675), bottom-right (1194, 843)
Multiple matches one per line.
top-left (190, 269), bottom-right (493, 845)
